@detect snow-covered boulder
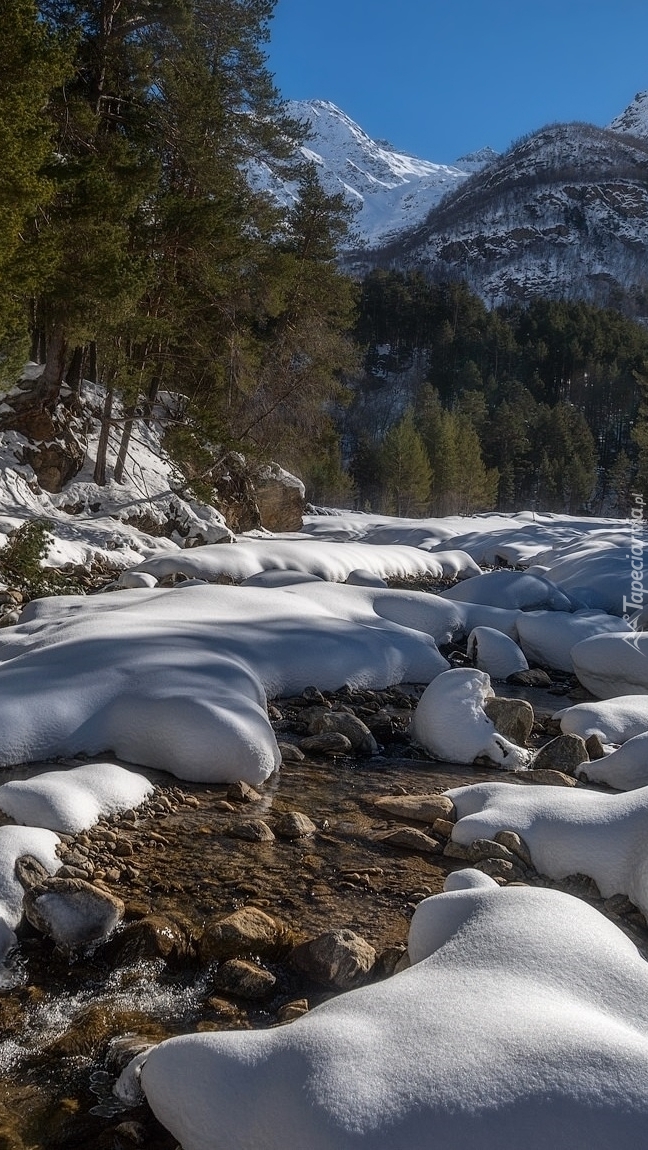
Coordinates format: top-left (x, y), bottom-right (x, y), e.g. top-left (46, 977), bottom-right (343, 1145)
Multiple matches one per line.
top-left (0, 582), bottom-right (450, 783)
top-left (554, 696), bottom-right (648, 744)
top-left (410, 668), bottom-right (531, 768)
top-left (516, 609), bottom-right (632, 672)
top-left (571, 631), bottom-right (648, 698)
top-left (121, 877), bottom-right (648, 1150)
top-left (440, 569), bottom-right (573, 612)
top-left (467, 626), bottom-right (528, 679)
top-left (577, 732), bottom-right (648, 790)
top-left (0, 762), bottom-right (153, 834)
top-left (447, 778), bottom-right (648, 917)
top-left (0, 825), bottom-right (61, 960)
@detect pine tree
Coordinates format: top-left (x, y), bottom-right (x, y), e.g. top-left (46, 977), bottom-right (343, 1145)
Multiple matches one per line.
top-left (380, 410), bottom-right (431, 516)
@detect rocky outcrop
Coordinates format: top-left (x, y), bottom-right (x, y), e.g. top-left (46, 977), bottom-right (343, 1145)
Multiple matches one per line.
top-left (252, 463), bottom-right (305, 532)
top-left (209, 454), bottom-right (305, 534)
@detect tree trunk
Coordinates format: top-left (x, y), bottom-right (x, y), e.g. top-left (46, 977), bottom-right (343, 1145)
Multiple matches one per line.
top-left (93, 387), bottom-right (113, 485)
top-left (66, 346), bottom-right (85, 395)
top-left (143, 376), bottom-right (160, 426)
top-left (114, 406), bottom-right (135, 484)
top-left (34, 326), bottom-right (68, 408)
top-left (88, 340), bottom-right (98, 384)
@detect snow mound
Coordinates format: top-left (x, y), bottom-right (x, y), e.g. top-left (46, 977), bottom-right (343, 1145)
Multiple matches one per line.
top-left (126, 879), bottom-right (648, 1150)
top-left (516, 609), bottom-right (632, 672)
top-left (578, 732), bottom-right (648, 790)
top-left (0, 583), bottom-right (450, 782)
top-left (554, 696), bottom-right (648, 744)
top-left (447, 779), bottom-right (648, 917)
top-left (0, 762), bottom-right (153, 834)
top-left (467, 626), bottom-right (528, 679)
top-left (128, 538), bottom-right (480, 584)
top-left (410, 668), bottom-right (531, 769)
top-left (571, 632), bottom-right (648, 698)
top-left (440, 569), bottom-right (573, 612)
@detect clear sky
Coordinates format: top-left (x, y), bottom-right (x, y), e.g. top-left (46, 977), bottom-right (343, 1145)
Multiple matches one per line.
top-left (266, 0), bottom-right (648, 163)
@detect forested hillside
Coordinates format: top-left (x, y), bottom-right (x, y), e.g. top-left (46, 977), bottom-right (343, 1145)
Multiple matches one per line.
top-left (336, 272), bottom-right (648, 517)
top-left (0, 0), bottom-right (356, 490)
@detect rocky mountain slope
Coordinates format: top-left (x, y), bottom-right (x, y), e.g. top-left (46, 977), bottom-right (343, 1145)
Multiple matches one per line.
top-left (352, 92), bottom-right (648, 311)
top-left (249, 99), bottom-right (497, 249)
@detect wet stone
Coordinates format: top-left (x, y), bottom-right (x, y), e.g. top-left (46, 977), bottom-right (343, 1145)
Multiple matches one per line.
top-left (275, 998), bottom-right (309, 1023)
top-left (278, 742), bottom-right (305, 763)
top-left (310, 711), bottom-right (379, 755)
top-left (373, 793), bottom-right (455, 824)
top-left (292, 928), bottom-right (376, 990)
top-left (227, 781), bottom-right (262, 804)
top-left (274, 812), bottom-right (317, 839)
top-left (225, 820), bottom-right (276, 842)
top-left (299, 732), bottom-right (353, 755)
top-left (200, 906), bottom-right (292, 964)
top-left (506, 668), bottom-right (552, 687)
top-left (212, 958), bottom-right (276, 999)
top-left (23, 878), bottom-right (125, 949)
top-left (376, 827), bottom-right (443, 854)
top-left (104, 913), bottom-right (194, 964)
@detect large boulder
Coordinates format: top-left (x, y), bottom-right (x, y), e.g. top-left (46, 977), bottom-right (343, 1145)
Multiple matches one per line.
top-left (252, 463), bottom-right (305, 532)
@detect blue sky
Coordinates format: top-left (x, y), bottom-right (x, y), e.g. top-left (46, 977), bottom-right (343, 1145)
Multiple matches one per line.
top-left (266, 0), bottom-right (648, 163)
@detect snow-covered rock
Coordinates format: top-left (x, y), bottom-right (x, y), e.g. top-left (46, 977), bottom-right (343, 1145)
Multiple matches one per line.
top-left (554, 696), bottom-right (648, 744)
top-left (447, 779), bottom-right (648, 919)
top-left (0, 825), bottom-right (61, 960)
top-left (516, 609), bottom-right (632, 673)
top-left (410, 668), bottom-right (531, 769)
top-left (571, 631), bottom-right (648, 698)
top-left (467, 626), bottom-right (529, 679)
top-left (440, 569), bottom-right (573, 612)
top-left (123, 876), bottom-right (648, 1150)
top-left (577, 732), bottom-right (648, 791)
top-left (0, 762), bottom-right (153, 834)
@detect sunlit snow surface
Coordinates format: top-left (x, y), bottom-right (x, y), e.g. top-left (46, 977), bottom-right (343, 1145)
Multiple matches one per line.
top-left (124, 873), bottom-right (648, 1150)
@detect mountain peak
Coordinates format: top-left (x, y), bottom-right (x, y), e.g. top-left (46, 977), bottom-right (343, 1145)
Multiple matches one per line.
top-left (609, 90), bottom-right (648, 137)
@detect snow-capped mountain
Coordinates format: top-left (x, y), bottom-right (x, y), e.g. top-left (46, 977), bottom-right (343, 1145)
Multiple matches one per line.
top-left (250, 99), bottom-right (497, 250)
top-left (363, 96), bottom-right (648, 310)
top-left (609, 90), bottom-right (648, 137)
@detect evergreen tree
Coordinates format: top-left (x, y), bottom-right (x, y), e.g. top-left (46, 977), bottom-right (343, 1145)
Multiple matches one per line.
top-left (379, 409), bottom-right (431, 516)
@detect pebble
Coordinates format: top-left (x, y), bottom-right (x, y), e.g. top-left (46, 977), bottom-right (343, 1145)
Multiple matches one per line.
top-left (376, 827), bottom-right (443, 854)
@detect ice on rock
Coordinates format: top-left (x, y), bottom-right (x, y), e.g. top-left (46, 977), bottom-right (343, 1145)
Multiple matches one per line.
top-left (0, 762), bottom-right (154, 834)
top-left (447, 779), bottom-right (648, 917)
top-left (570, 631), bottom-right (648, 698)
top-left (410, 668), bottom-right (531, 768)
top-left (554, 695), bottom-right (648, 744)
top-left (126, 876), bottom-right (648, 1150)
top-left (467, 625), bottom-right (528, 679)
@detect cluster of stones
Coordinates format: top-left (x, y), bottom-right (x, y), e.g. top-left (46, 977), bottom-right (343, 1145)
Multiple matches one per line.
top-left (0, 586), bottom-right (24, 628)
top-left (271, 683), bottom-right (423, 761)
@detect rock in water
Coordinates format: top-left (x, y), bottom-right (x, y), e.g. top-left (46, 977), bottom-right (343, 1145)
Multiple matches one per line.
top-left (23, 878), bottom-right (124, 949)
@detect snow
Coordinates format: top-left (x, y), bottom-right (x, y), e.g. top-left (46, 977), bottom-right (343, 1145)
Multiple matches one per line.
top-left (128, 538), bottom-right (481, 584)
top-left (410, 668), bottom-right (531, 769)
top-left (0, 582), bottom-right (452, 783)
top-left (249, 99), bottom-right (496, 252)
top-left (516, 609), bottom-right (632, 673)
top-left (0, 825), bottom-right (61, 960)
top-left (124, 876), bottom-right (648, 1150)
top-left (440, 568), bottom-right (574, 612)
top-left (0, 761), bottom-right (153, 834)
top-left (554, 696), bottom-right (648, 744)
top-left (577, 732), bottom-right (648, 791)
top-left (447, 779), bottom-right (648, 919)
top-left (570, 632), bottom-right (648, 698)
top-left (467, 626), bottom-right (528, 679)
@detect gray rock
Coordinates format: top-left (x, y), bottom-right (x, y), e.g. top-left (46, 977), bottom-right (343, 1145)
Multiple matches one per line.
top-left (14, 854), bottom-right (51, 891)
top-left (23, 878), bottom-right (124, 949)
top-left (467, 838), bottom-right (519, 865)
top-left (531, 734), bottom-right (589, 775)
top-left (473, 858), bottom-right (521, 882)
top-left (585, 733), bottom-right (606, 760)
top-left (106, 914), bottom-right (194, 963)
top-left (225, 820), bottom-right (276, 842)
top-left (484, 697), bottom-right (534, 746)
top-left (212, 958), bottom-right (276, 999)
top-left (374, 793), bottom-right (455, 824)
top-left (275, 998), bottom-right (309, 1023)
top-left (274, 812), bottom-right (317, 839)
top-left (292, 928), bottom-right (376, 989)
top-left (443, 840), bottom-right (472, 860)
